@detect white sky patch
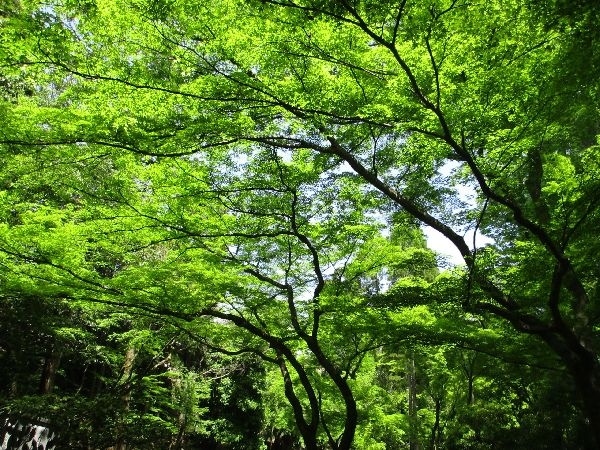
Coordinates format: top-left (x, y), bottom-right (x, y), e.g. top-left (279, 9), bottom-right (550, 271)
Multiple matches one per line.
top-left (424, 160), bottom-right (495, 266)
top-left (424, 226), bottom-right (494, 266)
top-left (276, 147), bottom-right (293, 163)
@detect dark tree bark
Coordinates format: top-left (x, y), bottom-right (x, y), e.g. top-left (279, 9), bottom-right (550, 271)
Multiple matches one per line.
top-left (430, 397), bottom-right (441, 450)
top-left (38, 346), bottom-right (61, 395)
top-left (408, 354), bottom-right (419, 450)
top-left (115, 347), bottom-right (136, 450)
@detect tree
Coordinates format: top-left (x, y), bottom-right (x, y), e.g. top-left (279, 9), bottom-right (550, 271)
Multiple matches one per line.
top-left (1, 0), bottom-right (600, 447)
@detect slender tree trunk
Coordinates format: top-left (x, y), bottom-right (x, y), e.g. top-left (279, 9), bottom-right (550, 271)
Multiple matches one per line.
top-left (170, 404), bottom-right (187, 450)
top-left (334, 382), bottom-right (357, 450)
top-left (303, 337), bottom-right (357, 450)
top-left (115, 347), bottom-right (136, 450)
top-left (460, 352), bottom-right (476, 406)
top-left (90, 363), bottom-right (106, 397)
top-left (8, 350), bottom-right (18, 397)
top-left (466, 375), bottom-right (474, 406)
top-left (430, 397), bottom-right (441, 450)
top-left (276, 355), bottom-right (320, 450)
top-left (408, 354), bottom-right (419, 450)
top-left (39, 346), bottom-right (61, 394)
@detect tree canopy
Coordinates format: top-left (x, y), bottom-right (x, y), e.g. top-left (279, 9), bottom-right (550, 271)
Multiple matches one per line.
top-left (1, 0), bottom-right (600, 448)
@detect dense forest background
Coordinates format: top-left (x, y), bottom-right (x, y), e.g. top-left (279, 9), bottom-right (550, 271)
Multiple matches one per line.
top-left (1, 0), bottom-right (600, 448)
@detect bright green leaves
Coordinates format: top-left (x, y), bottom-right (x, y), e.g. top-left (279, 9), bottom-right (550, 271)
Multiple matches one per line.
top-left (2, 0), bottom-right (600, 447)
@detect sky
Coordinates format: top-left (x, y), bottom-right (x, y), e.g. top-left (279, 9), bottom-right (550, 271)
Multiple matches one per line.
top-left (424, 225), bottom-right (494, 266)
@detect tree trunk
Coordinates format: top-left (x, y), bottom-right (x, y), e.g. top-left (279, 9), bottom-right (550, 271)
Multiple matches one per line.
top-left (90, 363), bottom-right (106, 397)
top-left (460, 352), bottom-right (476, 406)
top-left (408, 355), bottom-right (419, 450)
top-left (430, 397), bottom-right (441, 450)
top-left (115, 347), bottom-right (136, 450)
top-left (39, 346), bottom-right (61, 394)
top-left (541, 331), bottom-right (600, 449)
top-left (302, 336), bottom-right (357, 450)
top-left (569, 359), bottom-right (600, 449)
